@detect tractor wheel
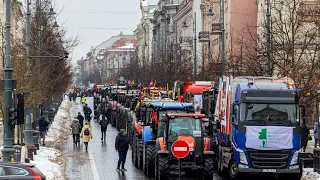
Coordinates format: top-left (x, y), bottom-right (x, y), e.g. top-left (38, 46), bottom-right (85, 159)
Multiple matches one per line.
top-left (132, 134), bottom-right (139, 167)
top-left (146, 144), bottom-right (156, 178)
top-left (158, 155), bottom-right (169, 180)
top-left (137, 139), bottom-right (144, 169)
top-left (203, 156), bottom-right (214, 180)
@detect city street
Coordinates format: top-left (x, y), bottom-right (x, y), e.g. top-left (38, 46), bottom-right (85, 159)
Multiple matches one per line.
top-left (62, 103), bottom-right (226, 180)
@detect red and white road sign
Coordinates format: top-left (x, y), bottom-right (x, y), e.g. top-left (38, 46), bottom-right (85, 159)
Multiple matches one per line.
top-left (171, 140), bottom-right (190, 159)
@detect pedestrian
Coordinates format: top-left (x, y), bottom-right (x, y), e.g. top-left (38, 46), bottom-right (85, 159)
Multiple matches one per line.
top-left (84, 106), bottom-right (92, 122)
top-left (99, 115), bottom-right (109, 141)
top-left (38, 116), bottom-right (49, 146)
top-left (70, 117), bottom-right (81, 144)
top-left (300, 121), bottom-right (310, 152)
top-left (314, 121), bottom-right (319, 148)
top-left (77, 112), bottom-right (84, 131)
top-left (115, 129), bottom-right (129, 172)
top-left (80, 122), bottom-right (92, 152)
top-left (81, 96), bottom-right (86, 104)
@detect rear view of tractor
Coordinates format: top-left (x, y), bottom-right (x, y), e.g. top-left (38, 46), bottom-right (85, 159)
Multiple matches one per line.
top-left (154, 114), bottom-right (214, 180)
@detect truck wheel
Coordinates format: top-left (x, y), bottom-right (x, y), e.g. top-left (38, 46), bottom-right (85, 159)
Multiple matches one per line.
top-left (203, 157), bottom-right (214, 180)
top-left (158, 155), bottom-right (169, 180)
top-left (218, 147), bottom-right (228, 176)
top-left (146, 144), bottom-right (156, 178)
top-left (138, 139), bottom-right (144, 169)
top-left (229, 160), bottom-right (244, 179)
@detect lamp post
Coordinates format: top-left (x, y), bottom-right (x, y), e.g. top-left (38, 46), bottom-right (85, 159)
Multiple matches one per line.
top-left (2, 0), bottom-right (15, 161)
top-left (182, 12), bottom-right (197, 80)
top-left (221, 0), bottom-right (225, 77)
top-left (266, 0), bottom-right (271, 76)
top-left (207, 9), bottom-right (214, 63)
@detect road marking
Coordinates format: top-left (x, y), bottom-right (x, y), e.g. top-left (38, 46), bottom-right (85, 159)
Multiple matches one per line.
top-left (89, 150), bottom-right (100, 180)
top-left (174, 147), bottom-right (188, 151)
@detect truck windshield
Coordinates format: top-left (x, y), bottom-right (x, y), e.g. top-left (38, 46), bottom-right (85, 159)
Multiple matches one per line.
top-left (240, 103), bottom-right (299, 123)
top-left (167, 117), bottom-right (202, 142)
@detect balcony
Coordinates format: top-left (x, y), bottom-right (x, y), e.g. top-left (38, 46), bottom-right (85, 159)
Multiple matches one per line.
top-left (164, 0), bottom-right (180, 8)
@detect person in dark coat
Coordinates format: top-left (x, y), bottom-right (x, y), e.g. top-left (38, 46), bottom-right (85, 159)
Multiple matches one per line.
top-left (38, 116), bottom-right (49, 146)
top-left (115, 129), bottom-right (129, 172)
top-left (84, 107), bottom-right (92, 122)
top-left (77, 112), bottom-right (84, 130)
top-left (301, 122), bottom-right (310, 152)
top-left (99, 115), bottom-right (109, 141)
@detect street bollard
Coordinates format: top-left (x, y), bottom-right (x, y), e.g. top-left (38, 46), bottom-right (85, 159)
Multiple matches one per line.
top-left (13, 145), bottom-right (21, 162)
top-left (317, 148), bottom-right (320, 174)
top-left (33, 130), bottom-right (40, 151)
top-left (24, 115), bottom-right (35, 160)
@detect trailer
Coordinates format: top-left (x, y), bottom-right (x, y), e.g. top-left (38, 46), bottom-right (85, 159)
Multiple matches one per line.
top-left (213, 76), bottom-right (304, 179)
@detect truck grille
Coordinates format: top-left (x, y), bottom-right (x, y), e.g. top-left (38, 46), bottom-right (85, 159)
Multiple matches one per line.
top-left (247, 149), bottom-right (291, 169)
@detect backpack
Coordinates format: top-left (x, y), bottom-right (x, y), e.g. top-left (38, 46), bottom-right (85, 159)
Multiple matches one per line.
top-left (101, 119), bottom-right (108, 127)
top-left (84, 128), bottom-right (90, 136)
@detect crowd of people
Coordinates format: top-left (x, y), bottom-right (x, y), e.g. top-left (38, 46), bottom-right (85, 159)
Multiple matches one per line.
top-left (67, 94), bottom-right (129, 171)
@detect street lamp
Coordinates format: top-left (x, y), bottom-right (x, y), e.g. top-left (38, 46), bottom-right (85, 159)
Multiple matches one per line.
top-left (182, 12), bottom-right (197, 80)
top-left (2, 0), bottom-right (15, 161)
top-left (52, 21), bottom-right (59, 28)
top-left (207, 9), bottom-right (215, 63)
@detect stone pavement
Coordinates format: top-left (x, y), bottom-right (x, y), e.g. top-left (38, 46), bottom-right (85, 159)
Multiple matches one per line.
top-left (62, 102), bottom-right (150, 180)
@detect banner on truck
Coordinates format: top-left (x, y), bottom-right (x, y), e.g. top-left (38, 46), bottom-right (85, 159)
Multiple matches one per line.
top-left (245, 126), bottom-right (293, 150)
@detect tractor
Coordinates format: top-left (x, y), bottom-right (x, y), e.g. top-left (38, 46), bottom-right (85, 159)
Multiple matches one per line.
top-left (154, 113), bottom-right (215, 180)
top-left (139, 102), bottom-right (194, 177)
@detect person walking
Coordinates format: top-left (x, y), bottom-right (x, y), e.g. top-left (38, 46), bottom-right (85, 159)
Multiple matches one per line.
top-left (38, 116), bottom-right (49, 146)
top-left (99, 115), bottom-right (109, 141)
top-left (77, 112), bottom-right (84, 131)
top-left (81, 96), bottom-right (86, 104)
top-left (115, 129), bottom-right (129, 172)
top-left (301, 122), bottom-right (310, 152)
top-left (70, 117), bottom-right (81, 144)
top-left (314, 121), bottom-right (319, 148)
top-left (80, 122), bottom-right (92, 152)
top-left (84, 106), bottom-right (92, 122)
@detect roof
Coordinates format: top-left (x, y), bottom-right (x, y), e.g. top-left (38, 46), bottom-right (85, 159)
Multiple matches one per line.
top-left (184, 85), bottom-right (212, 94)
top-left (150, 102), bottom-right (193, 109)
top-left (163, 113), bottom-right (205, 118)
top-left (117, 43), bottom-right (135, 49)
top-left (237, 82), bottom-right (296, 91)
top-left (92, 33), bottom-right (135, 57)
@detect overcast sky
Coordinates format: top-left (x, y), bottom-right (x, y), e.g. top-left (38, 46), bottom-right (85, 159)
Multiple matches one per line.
top-left (55, 0), bottom-right (141, 65)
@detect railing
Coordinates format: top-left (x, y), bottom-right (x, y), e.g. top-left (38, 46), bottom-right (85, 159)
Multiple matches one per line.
top-left (164, 0), bottom-right (180, 5)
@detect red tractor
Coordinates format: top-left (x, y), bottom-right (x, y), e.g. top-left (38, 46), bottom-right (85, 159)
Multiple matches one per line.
top-left (154, 113), bottom-right (214, 180)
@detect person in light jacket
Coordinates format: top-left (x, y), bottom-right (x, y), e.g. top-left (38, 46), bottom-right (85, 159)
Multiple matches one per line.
top-left (314, 121), bottom-right (319, 148)
top-left (80, 122), bottom-right (92, 152)
top-left (70, 118), bottom-right (81, 144)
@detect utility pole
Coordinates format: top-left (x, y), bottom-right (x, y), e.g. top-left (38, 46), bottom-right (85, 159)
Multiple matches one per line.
top-left (26, 0), bottom-right (31, 76)
top-left (2, 0), bottom-right (15, 161)
top-left (221, 0), bottom-right (225, 77)
top-left (266, 0), bottom-right (271, 76)
top-left (201, 1), bottom-right (205, 76)
top-left (193, 12), bottom-right (197, 80)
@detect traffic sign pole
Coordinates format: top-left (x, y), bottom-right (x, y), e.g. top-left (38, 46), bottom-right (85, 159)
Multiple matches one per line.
top-left (179, 158), bottom-right (181, 180)
top-left (171, 140), bottom-right (190, 180)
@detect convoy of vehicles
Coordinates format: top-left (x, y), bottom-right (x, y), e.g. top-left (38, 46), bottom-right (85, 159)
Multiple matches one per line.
top-left (98, 75), bottom-right (304, 179)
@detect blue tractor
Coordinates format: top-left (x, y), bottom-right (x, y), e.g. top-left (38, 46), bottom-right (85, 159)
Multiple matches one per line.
top-left (136, 102), bottom-right (194, 178)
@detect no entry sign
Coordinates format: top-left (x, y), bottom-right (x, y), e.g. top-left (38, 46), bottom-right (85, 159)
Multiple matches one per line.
top-left (171, 140), bottom-right (190, 159)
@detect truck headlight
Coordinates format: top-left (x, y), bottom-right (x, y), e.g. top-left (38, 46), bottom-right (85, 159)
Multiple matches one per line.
top-left (189, 147), bottom-right (194, 151)
top-left (239, 151), bottom-right (248, 164)
top-left (290, 151), bottom-right (300, 165)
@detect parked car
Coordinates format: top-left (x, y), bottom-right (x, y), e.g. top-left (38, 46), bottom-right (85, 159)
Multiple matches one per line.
top-left (0, 162), bottom-right (45, 180)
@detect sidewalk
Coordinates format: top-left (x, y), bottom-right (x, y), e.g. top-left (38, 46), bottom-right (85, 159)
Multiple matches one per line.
top-left (63, 102), bottom-right (149, 180)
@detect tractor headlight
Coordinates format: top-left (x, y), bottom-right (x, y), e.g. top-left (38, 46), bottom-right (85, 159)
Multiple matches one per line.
top-left (290, 150), bottom-right (300, 165)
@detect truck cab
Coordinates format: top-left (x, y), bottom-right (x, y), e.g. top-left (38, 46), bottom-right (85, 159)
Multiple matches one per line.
top-left (215, 76), bottom-right (303, 179)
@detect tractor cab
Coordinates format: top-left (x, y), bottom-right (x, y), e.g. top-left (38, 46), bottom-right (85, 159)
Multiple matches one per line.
top-left (161, 114), bottom-right (205, 156)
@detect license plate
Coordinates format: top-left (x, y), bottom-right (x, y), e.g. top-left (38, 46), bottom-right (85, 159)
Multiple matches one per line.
top-left (262, 169), bottom-right (276, 173)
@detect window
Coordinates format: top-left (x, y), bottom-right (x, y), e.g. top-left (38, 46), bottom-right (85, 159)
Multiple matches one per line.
top-left (0, 167), bottom-right (6, 176)
top-left (10, 167), bottom-right (27, 175)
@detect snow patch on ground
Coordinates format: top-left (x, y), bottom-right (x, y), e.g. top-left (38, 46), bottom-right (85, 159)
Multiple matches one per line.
top-left (46, 99), bottom-right (72, 144)
top-left (31, 147), bottom-right (65, 180)
top-left (32, 97), bottom-right (72, 180)
top-left (302, 168), bottom-right (320, 180)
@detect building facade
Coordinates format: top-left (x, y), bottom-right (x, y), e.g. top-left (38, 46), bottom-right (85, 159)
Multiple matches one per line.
top-left (134, 0), bottom-right (157, 66)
